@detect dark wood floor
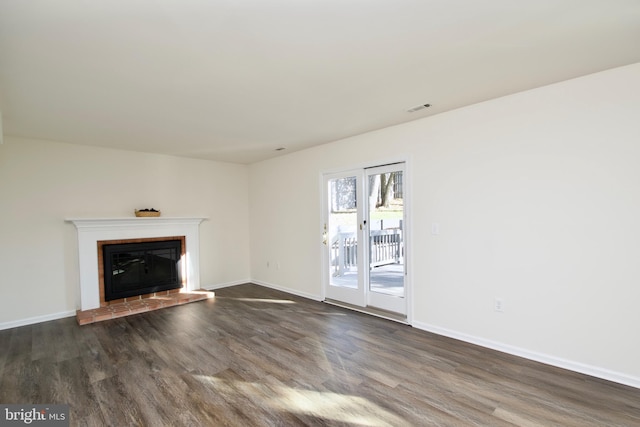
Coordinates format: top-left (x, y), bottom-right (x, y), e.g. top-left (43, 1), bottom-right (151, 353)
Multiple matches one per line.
top-left (1, 284), bottom-right (639, 426)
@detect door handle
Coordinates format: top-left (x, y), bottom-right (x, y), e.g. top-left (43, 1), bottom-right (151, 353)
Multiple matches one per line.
top-left (322, 223), bottom-right (328, 245)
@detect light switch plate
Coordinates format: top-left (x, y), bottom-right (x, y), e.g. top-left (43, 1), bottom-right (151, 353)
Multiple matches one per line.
top-left (431, 223), bottom-right (440, 235)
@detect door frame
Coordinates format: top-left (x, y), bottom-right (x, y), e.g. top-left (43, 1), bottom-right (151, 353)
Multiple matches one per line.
top-left (320, 158), bottom-right (412, 324)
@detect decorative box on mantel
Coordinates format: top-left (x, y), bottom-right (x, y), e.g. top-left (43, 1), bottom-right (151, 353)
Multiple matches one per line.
top-left (66, 217), bottom-right (207, 311)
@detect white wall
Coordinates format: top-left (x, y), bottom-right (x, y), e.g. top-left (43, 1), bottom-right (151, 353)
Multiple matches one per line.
top-left (0, 137), bottom-right (250, 327)
top-left (249, 63), bottom-right (640, 387)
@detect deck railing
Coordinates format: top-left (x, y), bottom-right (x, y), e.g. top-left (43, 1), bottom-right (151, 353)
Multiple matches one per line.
top-left (370, 229), bottom-right (403, 267)
top-left (331, 229), bottom-right (403, 276)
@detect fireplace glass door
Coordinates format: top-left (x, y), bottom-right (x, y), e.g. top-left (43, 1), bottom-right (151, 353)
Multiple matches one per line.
top-left (103, 240), bottom-right (182, 301)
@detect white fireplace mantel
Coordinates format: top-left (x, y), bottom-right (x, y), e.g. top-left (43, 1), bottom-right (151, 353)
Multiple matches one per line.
top-left (67, 217), bottom-right (207, 310)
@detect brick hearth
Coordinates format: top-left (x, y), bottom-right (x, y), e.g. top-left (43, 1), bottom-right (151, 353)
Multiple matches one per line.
top-left (76, 289), bottom-right (214, 325)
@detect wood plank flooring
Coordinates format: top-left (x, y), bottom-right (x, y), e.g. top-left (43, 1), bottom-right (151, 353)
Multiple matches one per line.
top-left (1, 283), bottom-right (639, 426)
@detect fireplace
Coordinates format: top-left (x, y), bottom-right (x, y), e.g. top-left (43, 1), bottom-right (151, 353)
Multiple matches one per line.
top-left (67, 217), bottom-right (207, 311)
top-left (102, 238), bottom-right (183, 301)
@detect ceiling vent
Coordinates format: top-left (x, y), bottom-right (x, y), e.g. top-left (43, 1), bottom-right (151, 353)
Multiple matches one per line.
top-left (407, 103), bottom-right (431, 113)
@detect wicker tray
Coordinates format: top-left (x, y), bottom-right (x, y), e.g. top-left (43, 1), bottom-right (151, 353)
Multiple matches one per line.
top-left (134, 210), bottom-right (161, 217)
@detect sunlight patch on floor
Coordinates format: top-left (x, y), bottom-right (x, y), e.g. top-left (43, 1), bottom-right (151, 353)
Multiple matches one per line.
top-left (269, 386), bottom-right (404, 426)
top-left (193, 375), bottom-right (404, 426)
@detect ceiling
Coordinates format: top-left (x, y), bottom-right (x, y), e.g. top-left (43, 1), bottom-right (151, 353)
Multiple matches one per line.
top-left (1, 1), bottom-right (639, 164)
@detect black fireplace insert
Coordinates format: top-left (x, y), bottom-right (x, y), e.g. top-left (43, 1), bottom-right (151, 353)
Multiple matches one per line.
top-left (102, 239), bottom-right (182, 301)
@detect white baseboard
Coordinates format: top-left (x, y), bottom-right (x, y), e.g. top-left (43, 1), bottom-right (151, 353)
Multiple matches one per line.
top-left (202, 279), bottom-right (323, 302)
top-left (202, 279), bottom-right (251, 291)
top-left (412, 321), bottom-right (640, 390)
top-left (250, 280), bottom-right (323, 302)
top-left (0, 310), bottom-right (77, 331)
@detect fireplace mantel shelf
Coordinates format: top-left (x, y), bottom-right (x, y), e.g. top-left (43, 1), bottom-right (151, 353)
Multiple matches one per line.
top-left (67, 216), bottom-right (207, 311)
top-left (66, 217), bottom-right (208, 228)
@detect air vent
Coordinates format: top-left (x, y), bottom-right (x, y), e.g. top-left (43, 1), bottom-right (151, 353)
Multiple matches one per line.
top-left (407, 103), bottom-right (431, 113)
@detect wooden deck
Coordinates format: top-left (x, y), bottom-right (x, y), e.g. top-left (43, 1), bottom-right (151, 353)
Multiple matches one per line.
top-left (1, 283), bottom-right (639, 426)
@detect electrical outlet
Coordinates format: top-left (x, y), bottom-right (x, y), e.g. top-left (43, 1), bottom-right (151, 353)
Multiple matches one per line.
top-left (494, 298), bottom-right (504, 312)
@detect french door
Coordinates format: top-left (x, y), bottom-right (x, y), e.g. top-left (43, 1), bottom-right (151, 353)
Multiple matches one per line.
top-left (323, 163), bottom-right (407, 316)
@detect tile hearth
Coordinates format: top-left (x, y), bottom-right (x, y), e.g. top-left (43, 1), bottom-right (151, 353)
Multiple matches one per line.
top-left (76, 289), bottom-right (214, 325)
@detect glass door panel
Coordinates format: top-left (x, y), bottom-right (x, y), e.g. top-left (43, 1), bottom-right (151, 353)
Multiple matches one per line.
top-left (366, 165), bottom-right (406, 315)
top-left (324, 171), bottom-right (365, 307)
